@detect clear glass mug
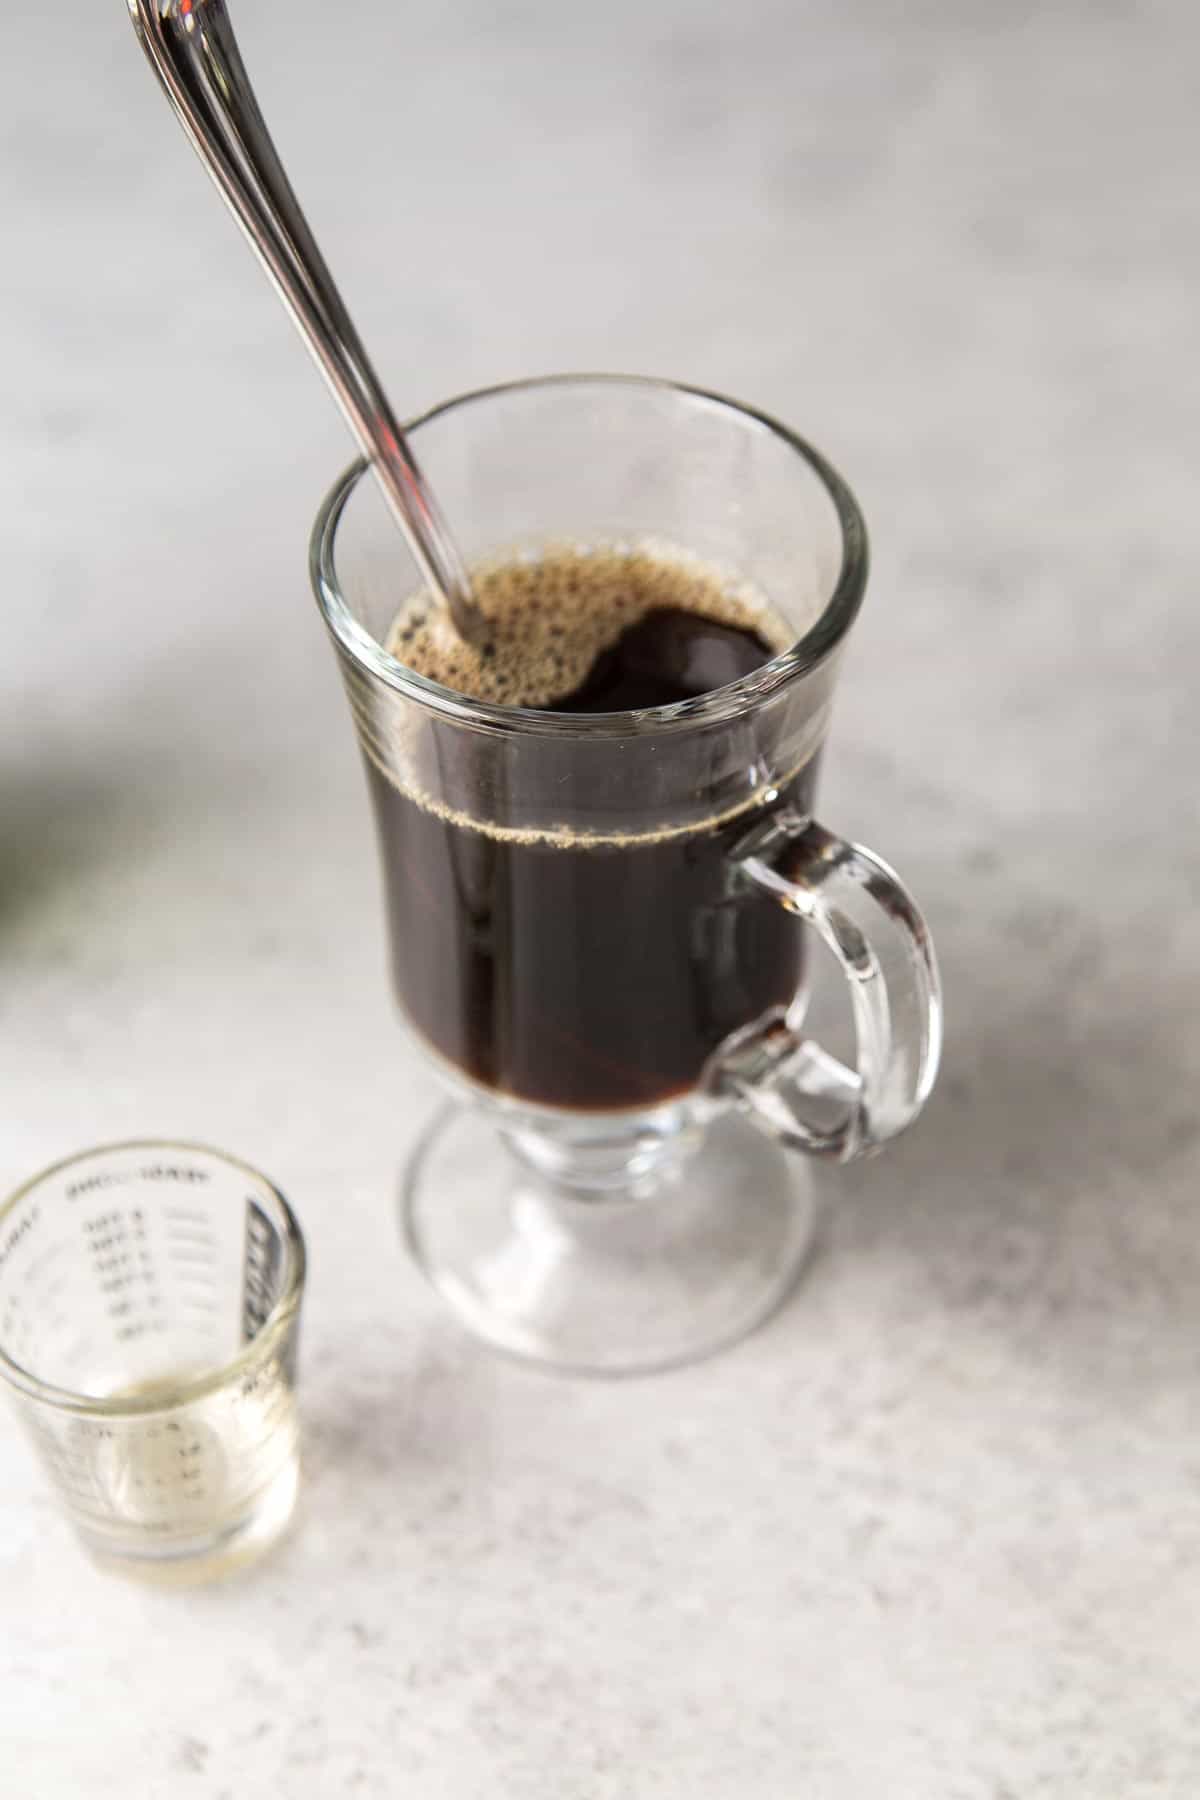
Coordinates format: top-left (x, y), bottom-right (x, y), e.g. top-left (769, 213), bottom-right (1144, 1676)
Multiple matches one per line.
top-left (311, 375), bottom-right (941, 1374)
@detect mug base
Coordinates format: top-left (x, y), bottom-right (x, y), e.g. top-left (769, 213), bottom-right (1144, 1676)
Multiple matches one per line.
top-left (401, 1103), bottom-right (817, 1377)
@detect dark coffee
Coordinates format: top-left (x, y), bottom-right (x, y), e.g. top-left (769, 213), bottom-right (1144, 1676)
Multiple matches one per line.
top-left (369, 548), bottom-right (813, 1112)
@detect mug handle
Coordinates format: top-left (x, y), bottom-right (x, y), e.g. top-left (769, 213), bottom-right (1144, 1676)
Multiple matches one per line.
top-left (712, 808), bottom-right (943, 1162)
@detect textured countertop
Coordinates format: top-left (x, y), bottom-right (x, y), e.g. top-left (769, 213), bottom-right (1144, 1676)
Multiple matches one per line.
top-left (2, 0), bottom-right (1197, 1793)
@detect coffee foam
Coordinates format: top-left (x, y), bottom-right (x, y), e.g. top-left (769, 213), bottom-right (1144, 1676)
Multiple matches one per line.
top-left (366, 540), bottom-right (817, 848)
top-left (384, 539), bottom-right (793, 709)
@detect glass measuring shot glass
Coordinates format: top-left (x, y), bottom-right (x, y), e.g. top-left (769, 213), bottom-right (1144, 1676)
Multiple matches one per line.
top-left (0, 1142), bottom-right (305, 1580)
top-left (311, 374), bottom-right (942, 1376)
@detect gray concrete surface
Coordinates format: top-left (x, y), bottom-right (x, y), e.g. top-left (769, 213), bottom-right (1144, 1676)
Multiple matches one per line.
top-left (1, 0), bottom-right (1197, 1792)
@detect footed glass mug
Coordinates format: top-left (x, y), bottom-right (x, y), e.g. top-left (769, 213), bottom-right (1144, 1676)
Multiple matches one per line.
top-left (311, 375), bottom-right (941, 1374)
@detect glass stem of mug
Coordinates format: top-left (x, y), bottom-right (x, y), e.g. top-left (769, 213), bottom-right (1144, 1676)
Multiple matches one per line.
top-left (499, 1103), bottom-right (709, 1201)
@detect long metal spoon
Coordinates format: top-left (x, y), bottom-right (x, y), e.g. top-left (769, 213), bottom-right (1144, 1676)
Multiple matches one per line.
top-left (128, 0), bottom-right (485, 643)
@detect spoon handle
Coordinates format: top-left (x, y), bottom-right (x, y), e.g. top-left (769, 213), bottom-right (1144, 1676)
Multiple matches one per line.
top-left (128, 0), bottom-right (484, 642)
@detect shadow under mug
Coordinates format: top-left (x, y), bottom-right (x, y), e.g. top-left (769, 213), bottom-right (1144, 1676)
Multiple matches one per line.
top-left (310, 374), bottom-right (941, 1375)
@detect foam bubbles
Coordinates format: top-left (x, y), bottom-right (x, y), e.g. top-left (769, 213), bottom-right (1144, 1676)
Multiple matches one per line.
top-left (384, 540), bottom-right (792, 708)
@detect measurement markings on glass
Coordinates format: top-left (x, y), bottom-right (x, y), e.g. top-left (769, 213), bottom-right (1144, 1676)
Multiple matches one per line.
top-left (165, 1224), bottom-right (216, 1245)
top-left (167, 1249), bottom-right (219, 1272)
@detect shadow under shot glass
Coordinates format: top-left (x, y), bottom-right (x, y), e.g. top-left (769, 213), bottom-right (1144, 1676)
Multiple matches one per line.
top-left (311, 374), bottom-right (942, 1376)
top-left (0, 1142), bottom-right (305, 1580)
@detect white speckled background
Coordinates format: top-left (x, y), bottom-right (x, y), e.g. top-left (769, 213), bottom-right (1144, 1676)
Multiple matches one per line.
top-left (2, 0), bottom-right (1198, 1792)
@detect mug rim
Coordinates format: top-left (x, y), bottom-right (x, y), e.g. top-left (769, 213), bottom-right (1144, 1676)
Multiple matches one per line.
top-left (309, 372), bottom-right (869, 739)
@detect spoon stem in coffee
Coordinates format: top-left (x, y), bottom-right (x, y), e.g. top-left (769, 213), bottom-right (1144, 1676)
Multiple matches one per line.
top-left (128, 0), bottom-right (485, 644)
